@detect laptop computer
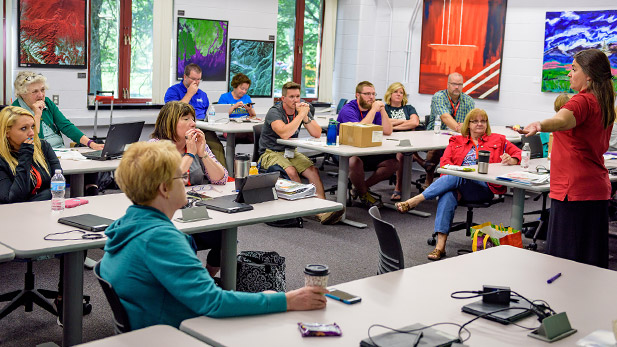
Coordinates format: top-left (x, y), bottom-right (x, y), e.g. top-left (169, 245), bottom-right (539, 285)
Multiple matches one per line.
top-left (82, 121), bottom-right (144, 160)
top-left (196, 194), bottom-right (253, 213)
top-left (58, 214), bottom-right (115, 232)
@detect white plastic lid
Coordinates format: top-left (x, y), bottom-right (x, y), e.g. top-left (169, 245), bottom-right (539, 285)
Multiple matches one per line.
top-left (250, 162), bottom-right (257, 167)
top-left (55, 169), bottom-right (62, 174)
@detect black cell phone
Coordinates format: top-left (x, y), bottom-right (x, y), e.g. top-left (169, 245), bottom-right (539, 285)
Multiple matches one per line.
top-left (325, 288), bottom-right (361, 304)
top-left (245, 102), bottom-right (255, 106)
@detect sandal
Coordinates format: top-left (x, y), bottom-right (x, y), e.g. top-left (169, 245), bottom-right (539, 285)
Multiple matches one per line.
top-left (395, 201), bottom-right (414, 213)
top-left (427, 248), bottom-right (446, 261)
top-left (390, 190), bottom-right (401, 201)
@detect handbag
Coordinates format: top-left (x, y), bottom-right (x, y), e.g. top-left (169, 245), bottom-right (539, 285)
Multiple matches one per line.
top-left (236, 251), bottom-right (286, 292)
top-left (471, 222), bottom-right (523, 252)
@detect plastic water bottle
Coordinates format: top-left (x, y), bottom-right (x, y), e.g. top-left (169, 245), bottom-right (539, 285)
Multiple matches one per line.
top-left (207, 106), bottom-right (216, 123)
top-left (433, 116), bottom-right (442, 134)
top-left (326, 119), bottom-right (338, 146)
top-left (51, 169), bottom-right (66, 211)
top-left (521, 143), bottom-right (531, 169)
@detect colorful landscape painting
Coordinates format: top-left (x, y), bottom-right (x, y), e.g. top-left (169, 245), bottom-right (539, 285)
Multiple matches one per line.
top-left (18, 0), bottom-right (86, 68)
top-left (228, 39), bottom-right (275, 97)
top-left (419, 0), bottom-right (507, 100)
top-left (542, 10), bottom-right (617, 93)
top-left (177, 17), bottom-right (228, 81)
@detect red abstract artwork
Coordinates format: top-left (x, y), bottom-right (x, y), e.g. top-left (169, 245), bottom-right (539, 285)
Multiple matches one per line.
top-left (419, 0), bottom-right (507, 100)
top-left (18, 0), bottom-right (86, 68)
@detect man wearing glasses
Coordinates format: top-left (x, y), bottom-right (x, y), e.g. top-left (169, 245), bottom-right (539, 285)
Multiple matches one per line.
top-left (337, 81), bottom-right (397, 207)
top-left (164, 63), bottom-right (226, 169)
top-left (422, 73), bottom-right (476, 188)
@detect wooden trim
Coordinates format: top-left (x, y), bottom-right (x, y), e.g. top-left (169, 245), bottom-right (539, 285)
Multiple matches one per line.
top-left (293, 0), bottom-right (305, 83)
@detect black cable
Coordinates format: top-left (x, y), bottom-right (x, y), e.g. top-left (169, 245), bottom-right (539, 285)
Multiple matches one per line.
top-left (366, 322), bottom-right (469, 347)
top-left (44, 229), bottom-right (106, 241)
top-left (451, 289), bottom-right (556, 318)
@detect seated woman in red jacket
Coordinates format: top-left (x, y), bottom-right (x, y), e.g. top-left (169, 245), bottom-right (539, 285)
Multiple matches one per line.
top-left (396, 109), bottom-right (521, 261)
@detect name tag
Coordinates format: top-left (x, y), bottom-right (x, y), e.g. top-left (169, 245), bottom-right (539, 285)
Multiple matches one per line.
top-left (284, 148), bottom-right (295, 158)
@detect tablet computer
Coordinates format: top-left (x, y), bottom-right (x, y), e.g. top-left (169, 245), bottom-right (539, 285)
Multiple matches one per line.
top-left (196, 194), bottom-right (253, 213)
top-left (58, 214), bottom-right (115, 232)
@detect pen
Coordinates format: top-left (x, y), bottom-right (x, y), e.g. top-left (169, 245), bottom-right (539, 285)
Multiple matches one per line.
top-left (547, 272), bottom-right (561, 284)
top-left (503, 142), bottom-right (507, 154)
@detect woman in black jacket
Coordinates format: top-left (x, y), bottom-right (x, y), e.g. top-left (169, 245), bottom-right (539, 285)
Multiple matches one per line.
top-left (0, 106), bottom-right (61, 203)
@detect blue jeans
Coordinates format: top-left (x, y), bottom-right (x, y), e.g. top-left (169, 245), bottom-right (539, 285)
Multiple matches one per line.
top-left (422, 175), bottom-right (494, 235)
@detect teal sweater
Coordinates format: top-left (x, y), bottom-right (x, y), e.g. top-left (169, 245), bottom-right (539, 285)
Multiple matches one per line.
top-left (13, 97), bottom-right (85, 143)
top-left (100, 205), bottom-right (287, 329)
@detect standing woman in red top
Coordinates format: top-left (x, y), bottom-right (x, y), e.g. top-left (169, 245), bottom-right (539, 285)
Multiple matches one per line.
top-left (523, 49), bottom-right (616, 268)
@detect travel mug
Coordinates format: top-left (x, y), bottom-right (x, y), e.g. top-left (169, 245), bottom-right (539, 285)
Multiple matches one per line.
top-left (478, 150), bottom-right (490, 174)
top-left (304, 264), bottom-right (329, 288)
top-left (234, 153), bottom-right (251, 191)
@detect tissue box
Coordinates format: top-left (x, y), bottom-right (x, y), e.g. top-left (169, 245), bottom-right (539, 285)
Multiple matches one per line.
top-left (339, 122), bottom-right (383, 147)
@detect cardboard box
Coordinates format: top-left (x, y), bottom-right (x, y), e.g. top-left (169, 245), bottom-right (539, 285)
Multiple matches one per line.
top-left (339, 122), bottom-right (383, 147)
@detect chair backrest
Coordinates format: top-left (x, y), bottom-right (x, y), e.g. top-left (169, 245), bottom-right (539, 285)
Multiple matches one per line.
top-left (520, 134), bottom-right (544, 159)
top-left (252, 123), bottom-right (264, 162)
top-left (93, 262), bottom-right (131, 334)
top-left (368, 206), bottom-right (405, 274)
top-left (336, 98), bottom-right (348, 114)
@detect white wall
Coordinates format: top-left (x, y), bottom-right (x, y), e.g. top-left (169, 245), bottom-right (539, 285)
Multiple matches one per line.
top-left (333, 0), bottom-right (617, 127)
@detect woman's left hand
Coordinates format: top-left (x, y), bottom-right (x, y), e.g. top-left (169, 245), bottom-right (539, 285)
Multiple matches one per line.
top-left (500, 153), bottom-right (516, 165)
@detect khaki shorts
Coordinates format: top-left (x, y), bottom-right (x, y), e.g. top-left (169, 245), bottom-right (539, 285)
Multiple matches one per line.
top-left (259, 149), bottom-right (314, 174)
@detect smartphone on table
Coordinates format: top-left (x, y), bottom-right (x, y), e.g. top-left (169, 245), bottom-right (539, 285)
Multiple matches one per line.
top-left (325, 288), bottom-right (361, 304)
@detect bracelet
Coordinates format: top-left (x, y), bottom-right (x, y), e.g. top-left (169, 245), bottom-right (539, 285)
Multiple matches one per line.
top-left (184, 153), bottom-right (196, 159)
top-left (87, 139), bottom-right (94, 148)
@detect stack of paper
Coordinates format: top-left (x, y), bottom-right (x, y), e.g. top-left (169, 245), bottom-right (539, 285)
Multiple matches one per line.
top-left (497, 171), bottom-right (550, 185)
top-left (275, 179), bottom-right (317, 200)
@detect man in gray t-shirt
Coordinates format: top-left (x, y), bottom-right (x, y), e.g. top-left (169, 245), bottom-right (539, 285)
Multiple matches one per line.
top-left (258, 82), bottom-right (344, 225)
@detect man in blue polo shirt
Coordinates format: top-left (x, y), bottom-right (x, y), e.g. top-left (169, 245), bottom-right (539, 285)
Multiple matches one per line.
top-left (164, 63), bottom-right (226, 168)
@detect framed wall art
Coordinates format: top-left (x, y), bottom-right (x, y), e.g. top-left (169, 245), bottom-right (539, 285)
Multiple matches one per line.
top-left (228, 39), bottom-right (275, 98)
top-left (177, 17), bottom-right (228, 81)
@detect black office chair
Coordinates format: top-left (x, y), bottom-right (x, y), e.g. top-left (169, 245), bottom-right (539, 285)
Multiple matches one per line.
top-left (93, 262), bottom-right (131, 334)
top-left (427, 196), bottom-right (505, 246)
top-left (336, 98), bottom-right (348, 114)
top-left (369, 207), bottom-right (405, 274)
top-left (252, 123), bottom-right (264, 163)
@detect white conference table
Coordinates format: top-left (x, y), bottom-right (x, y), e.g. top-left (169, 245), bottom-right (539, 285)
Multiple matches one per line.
top-left (0, 184), bottom-right (342, 346)
top-left (197, 117), bottom-right (330, 176)
top-left (278, 127), bottom-right (521, 228)
top-left (180, 246), bottom-right (616, 346)
top-left (0, 244), bottom-right (14, 262)
top-left (58, 149), bottom-right (121, 197)
top-left (76, 325), bottom-right (208, 346)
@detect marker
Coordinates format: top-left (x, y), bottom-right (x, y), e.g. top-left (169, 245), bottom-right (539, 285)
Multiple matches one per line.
top-left (547, 272), bottom-right (561, 284)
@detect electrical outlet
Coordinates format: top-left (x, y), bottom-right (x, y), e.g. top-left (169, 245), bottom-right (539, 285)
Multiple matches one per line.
top-left (52, 95), bottom-right (59, 105)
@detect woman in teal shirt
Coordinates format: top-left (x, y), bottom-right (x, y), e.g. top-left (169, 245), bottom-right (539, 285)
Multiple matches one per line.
top-left (100, 141), bottom-right (327, 330)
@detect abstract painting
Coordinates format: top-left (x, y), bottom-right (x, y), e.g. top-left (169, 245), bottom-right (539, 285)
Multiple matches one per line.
top-left (228, 39), bottom-right (275, 97)
top-left (418, 0), bottom-right (507, 100)
top-left (18, 0), bottom-right (87, 68)
top-left (542, 10), bottom-right (617, 93)
top-left (177, 17), bottom-right (228, 81)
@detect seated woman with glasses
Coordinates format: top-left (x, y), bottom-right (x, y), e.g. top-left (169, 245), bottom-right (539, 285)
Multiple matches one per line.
top-left (150, 101), bottom-right (228, 277)
top-left (100, 141), bottom-right (328, 330)
top-left (395, 109), bottom-right (521, 261)
top-left (12, 71), bottom-right (104, 195)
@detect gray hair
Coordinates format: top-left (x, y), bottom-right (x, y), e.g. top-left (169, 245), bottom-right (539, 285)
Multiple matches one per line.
top-left (14, 71), bottom-right (49, 97)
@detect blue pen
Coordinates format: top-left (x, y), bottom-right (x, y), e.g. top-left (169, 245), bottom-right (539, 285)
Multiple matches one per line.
top-left (547, 272), bottom-right (561, 284)
top-left (503, 142), bottom-right (507, 154)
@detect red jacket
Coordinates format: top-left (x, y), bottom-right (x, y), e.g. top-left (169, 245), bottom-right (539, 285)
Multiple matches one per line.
top-left (441, 133), bottom-right (522, 194)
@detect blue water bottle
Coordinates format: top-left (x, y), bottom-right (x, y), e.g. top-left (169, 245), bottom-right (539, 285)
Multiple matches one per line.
top-left (326, 119), bottom-right (337, 146)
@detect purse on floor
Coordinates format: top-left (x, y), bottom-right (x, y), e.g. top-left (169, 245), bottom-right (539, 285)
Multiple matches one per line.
top-left (471, 222), bottom-right (523, 252)
top-left (236, 251), bottom-right (286, 292)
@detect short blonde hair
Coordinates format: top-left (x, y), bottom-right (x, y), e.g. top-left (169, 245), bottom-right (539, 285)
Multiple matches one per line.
top-left (384, 82), bottom-right (408, 106)
top-left (460, 108), bottom-right (492, 137)
top-left (0, 106), bottom-right (49, 175)
top-left (553, 94), bottom-right (571, 112)
top-left (151, 101), bottom-right (196, 142)
top-left (14, 71), bottom-right (49, 97)
top-left (115, 141), bottom-right (181, 205)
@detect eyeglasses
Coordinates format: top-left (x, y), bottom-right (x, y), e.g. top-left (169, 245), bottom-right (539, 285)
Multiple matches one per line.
top-left (173, 173), bottom-right (189, 180)
top-left (185, 75), bottom-right (201, 82)
top-left (469, 120), bottom-right (487, 124)
top-left (25, 73), bottom-right (43, 82)
top-left (535, 165), bottom-right (550, 174)
top-left (190, 184), bottom-right (222, 194)
top-left (360, 92), bottom-right (376, 96)
top-left (448, 82), bottom-right (464, 87)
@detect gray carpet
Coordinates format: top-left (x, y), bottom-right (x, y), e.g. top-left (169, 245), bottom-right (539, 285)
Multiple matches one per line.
top-left (1, 160), bottom-right (616, 346)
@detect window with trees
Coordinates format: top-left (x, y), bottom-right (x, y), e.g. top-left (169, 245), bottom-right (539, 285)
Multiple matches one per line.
top-left (275, 0), bottom-right (323, 99)
top-left (89, 0), bottom-right (153, 103)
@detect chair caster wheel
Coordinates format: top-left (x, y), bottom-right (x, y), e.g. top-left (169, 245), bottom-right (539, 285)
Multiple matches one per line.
top-left (427, 238), bottom-right (436, 246)
top-left (83, 303), bottom-right (92, 316)
top-left (526, 243), bottom-right (538, 251)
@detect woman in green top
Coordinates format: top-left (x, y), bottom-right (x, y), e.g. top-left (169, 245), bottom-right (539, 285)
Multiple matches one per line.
top-left (13, 71), bottom-right (105, 195)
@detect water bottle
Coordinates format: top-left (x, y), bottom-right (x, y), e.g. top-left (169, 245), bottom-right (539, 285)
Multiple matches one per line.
top-left (207, 106), bottom-right (216, 123)
top-left (433, 116), bottom-right (442, 134)
top-left (521, 143), bottom-right (531, 169)
top-left (51, 169), bottom-right (66, 211)
top-left (326, 119), bottom-right (338, 146)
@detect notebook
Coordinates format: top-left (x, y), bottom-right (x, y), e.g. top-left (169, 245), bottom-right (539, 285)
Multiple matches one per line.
top-left (58, 214), bottom-right (115, 232)
top-left (82, 121), bottom-right (144, 160)
top-left (461, 299), bottom-right (534, 325)
top-left (196, 194), bottom-right (253, 213)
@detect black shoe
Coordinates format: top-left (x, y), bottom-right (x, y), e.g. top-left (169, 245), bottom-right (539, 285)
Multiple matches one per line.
top-left (85, 185), bottom-right (99, 196)
top-left (54, 297), bottom-right (93, 326)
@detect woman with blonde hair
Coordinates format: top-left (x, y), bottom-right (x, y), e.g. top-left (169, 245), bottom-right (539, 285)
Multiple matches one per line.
top-left (384, 82), bottom-right (420, 201)
top-left (0, 106), bottom-right (61, 203)
top-left (100, 141), bottom-right (327, 330)
top-left (396, 109), bottom-right (521, 260)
